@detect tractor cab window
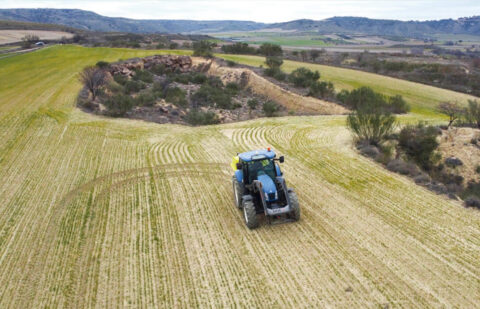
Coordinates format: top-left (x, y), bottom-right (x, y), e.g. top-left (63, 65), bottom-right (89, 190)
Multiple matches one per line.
top-left (247, 159), bottom-right (276, 183)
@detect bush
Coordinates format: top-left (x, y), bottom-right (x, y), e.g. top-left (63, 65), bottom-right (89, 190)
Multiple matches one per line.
top-left (133, 69), bottom-right (153, 83)
top-left (347, 102), bottom-right (397, 146)
top-left (191, 73), bottom-right (207, 84)
top-left (341, 87), bottom-right (386, 110)
top-left (21, 34), bottom-right (39, 48)
top-left (398, 123), bottom-right (440, 170)
top-left (476, 165), bottom-right (480, 174)
top-left (96, 61), bottom-right (110, 69)
top-left (388, 95), bottom-right (410, 114)
top-left (165, 87), bottom-right (188, 108)
top-left (288, 67), bottom-right (320, 88)
top-left (193, 40), bottom-right (213, 58)
top-left (104, 94), bottom-right (134, 116)
top-left (192, 85), bottom-right (233, 109)
top-left (149, 64), bottom-right (166, 75)
top-left (265, 56), bottom-right (283, 70)
top-left (113, 74), bottom-right (128, 85)
top-left (221, 42), bottom-right (256, 54)
top-left (169, 42), bottom-right (179, 49)
top-left (387, 159), bottom-right (421, 176)
top-left (171, 73), bottom-right (191, 84)
top-left (226, 60), bottom-right (237, 67)
top-left (247, 99), bottom-right (259, 110)
top-left (226, 82), bottom-right (240, 95)
top-left (106, 82), bottom-right (124, 94)
top-left (124, 80), bottom-right (145, 94)
top-left (207, 76), bottom-right (223, 88)
top-left (463, 100), bottom-right (480, 128)
top-left (309, 81), bottom-right (335, 99)
top-left (185, 110), bottom-right (220, 125)
top-left (465, 196), bottom-right (480, 209)
top-left (263, 101), bottom-right (279, 117)
top-left (135, 92), bottom-right (156, 107)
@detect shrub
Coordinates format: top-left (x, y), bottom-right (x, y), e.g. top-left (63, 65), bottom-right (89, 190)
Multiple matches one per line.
top-left (247, 99), bottom-right (259, 110)
top-left (185, 110), bottom-right (220, 125)
top-left (133, 69), bottom-right (153, 83)
top-left (96, 61), bottom-right (110, 69)
top-left (336, 89), bottom-right (350, 104)
top-left (226, 60), bottom-right (237, 67)
top-left (192, 85), bottom-right (233, 109)
top-left (207, 76), bottom-right (223, 88)
top-left (463, 100), bottom-right (480, 128)
top-left (165, 87), bottom-right (188, 108)
top-left (263, 101), bottom-right (279, 117)
top-left (149, 64), bottom-right (166, 75)
top-left (465, 196), bottom-right (480, 209)
top-left (193, 40), bottom-right (213, 58)
top-left (106, 82), bottom-right (124, 94)
top-left (171, 74), bottom-right (191, 84)
top-left (113, 74), bottom-right (128, 86)
top-left (124, 80), bottom-right (145, 94)
top-left (104, 94), bottom-right (134, 116)
top-left (265, 56), bottom-right (283, 70)
top-left (342, 87), bottom-right (386, 111)
top-left (191, 73), bottom-right (207, 84)
top-left (398, 123), bottom-right (440, 170)
top-left (387, 159), bottom-right (421, 176)
top-left (135, 92), bottom-right (156, 107)
top-left (226, 82), bottom-right (240, 95)
top-left (169, 42), bottom-right (179, 49)
top-left (308, 81), bottom-right (335, 99)
top-left (221, 42), bottom-right (256, 54)
top-left (477, 165), bottom-right (480, 174)
top-left (346, 102), bottom-right (397, 146)
top-left (388, 95), bottom-right (410, 114)
top-left (288, 67), bottom-right (320, 88)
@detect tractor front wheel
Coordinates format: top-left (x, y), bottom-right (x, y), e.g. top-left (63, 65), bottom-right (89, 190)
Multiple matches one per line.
top-left (288, 190), bottom-right (300, 221)
top-left (243, 200), bottom-right (259, 229)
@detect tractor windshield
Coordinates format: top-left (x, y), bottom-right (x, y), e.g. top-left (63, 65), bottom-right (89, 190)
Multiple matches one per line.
top-left (247, 159), bottom-right (276, 183)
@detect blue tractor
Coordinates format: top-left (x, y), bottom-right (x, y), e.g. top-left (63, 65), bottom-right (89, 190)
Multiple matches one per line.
top-left (231, 148), bottom-right (300, 229)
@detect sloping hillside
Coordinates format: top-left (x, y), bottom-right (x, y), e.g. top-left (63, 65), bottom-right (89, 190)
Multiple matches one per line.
top-left (0, 45), bottom-right (479, 307)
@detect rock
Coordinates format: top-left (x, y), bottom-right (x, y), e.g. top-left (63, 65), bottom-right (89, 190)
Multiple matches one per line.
top-left (445, 157), bottom-right (463, 167)
top-left (109, 55), bottom-right (193, 77)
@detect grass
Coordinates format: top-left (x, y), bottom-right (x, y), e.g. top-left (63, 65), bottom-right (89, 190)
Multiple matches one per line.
top-left (0, 45), bottom-right (479, 307)
top-left (217, 53), bottom-right (477, 118)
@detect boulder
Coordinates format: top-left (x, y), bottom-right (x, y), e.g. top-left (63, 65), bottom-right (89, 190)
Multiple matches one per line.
top-left (445, 157), bottom-right (463, 167)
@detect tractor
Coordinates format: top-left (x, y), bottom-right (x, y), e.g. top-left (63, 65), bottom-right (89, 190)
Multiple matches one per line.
top-left (231, 148), bottom-right (300, 229)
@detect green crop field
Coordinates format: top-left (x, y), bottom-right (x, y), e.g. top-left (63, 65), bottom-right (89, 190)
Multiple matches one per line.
top-left (0, 45), bottom-right (479, 307)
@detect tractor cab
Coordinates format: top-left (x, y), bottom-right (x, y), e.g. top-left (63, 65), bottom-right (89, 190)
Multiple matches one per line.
top-left (231, 148), bottom-right (300, 229)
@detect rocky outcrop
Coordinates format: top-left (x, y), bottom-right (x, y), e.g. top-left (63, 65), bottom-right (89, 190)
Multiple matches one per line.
top-left (109, 55), bottom-right (193, 77)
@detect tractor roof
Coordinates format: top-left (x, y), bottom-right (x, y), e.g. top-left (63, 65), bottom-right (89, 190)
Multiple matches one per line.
top-left (238, 149), bottom-right (276, 162)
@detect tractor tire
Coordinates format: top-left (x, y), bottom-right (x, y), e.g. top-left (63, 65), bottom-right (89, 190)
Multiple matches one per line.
top-left (288, 190), bottom-right (300, 221)
top-left (243, 200), bottom-right (259, 229)
top-left (232, 176), bottom-right (243, 209)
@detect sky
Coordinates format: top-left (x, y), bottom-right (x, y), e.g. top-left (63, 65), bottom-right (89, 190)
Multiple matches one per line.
top-left (1, 0), bottom-right (480, 22)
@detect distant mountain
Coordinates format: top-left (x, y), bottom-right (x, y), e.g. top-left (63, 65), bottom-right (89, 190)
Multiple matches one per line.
top-left (0, 9), bottom-right (265, 33)
top-left (1, 9), bottom-right (480, 37)
top-left (267, 16), bottom-right (480, 37)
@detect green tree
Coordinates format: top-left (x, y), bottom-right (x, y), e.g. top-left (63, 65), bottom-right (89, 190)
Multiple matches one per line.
top-left (193, 40), bottom-right (213, 58)
top-left (464, 100), bottom-right (480, 128)
top-left (288, 67), bottom-right (320, 87)
top-left (263, 101), bottom-right (279, 117)
top-left (259, 43), bottom-right (283, 57)
top-left (398, 123), bottom-right (440, 170)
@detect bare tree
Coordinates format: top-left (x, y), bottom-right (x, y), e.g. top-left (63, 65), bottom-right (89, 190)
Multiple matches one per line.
top-left (439, 101), bottom-right (462, 128)
top-left (21, 34), bottom-right (39, 49)
top-left (300, 50), bottom-right (307, 62)
top-left (79, 67), bottom-right (107, 100)
top-left (310, 49), bottom-right (320, 62)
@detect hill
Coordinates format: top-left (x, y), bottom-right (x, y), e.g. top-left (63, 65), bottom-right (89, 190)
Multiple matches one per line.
top-left (267, 16), bottom-right (480, 37)
top-left (1, 9), bottom-right (480, 37)
top-left (0, 45), bottom-right (479, 307)
top-left (0, 8), bottom-right (265, 33)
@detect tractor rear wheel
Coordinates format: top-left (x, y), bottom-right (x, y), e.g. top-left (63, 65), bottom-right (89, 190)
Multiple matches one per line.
top-left (288, 190), bottom-right (300, 221)
top-left (232, 176), bottom-right (243, 209)
top-left (243, 200), bottom-right (259, 229)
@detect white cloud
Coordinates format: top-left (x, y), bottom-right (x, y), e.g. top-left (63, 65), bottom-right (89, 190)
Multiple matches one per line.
top-left (1, 0), bottom-right (479, 22)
